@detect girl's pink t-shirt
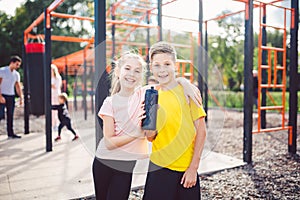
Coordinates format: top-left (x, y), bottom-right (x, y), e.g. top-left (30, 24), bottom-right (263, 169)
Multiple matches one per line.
top-left (96, 87), bottom-right (149, 160)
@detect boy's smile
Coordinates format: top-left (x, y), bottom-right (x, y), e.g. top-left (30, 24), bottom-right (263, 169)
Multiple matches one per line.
top-left (151, 53), bottom-right (177, 89)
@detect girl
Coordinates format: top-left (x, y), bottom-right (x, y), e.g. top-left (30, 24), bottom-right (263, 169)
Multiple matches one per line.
top-left (92, 52), bottom-right (201, 200)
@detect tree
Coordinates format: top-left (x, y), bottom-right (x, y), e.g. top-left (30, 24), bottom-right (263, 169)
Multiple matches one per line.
top-left (0, 0), bottom-right (93, 67)
top-left (208, 11), bottom-right (244, 91)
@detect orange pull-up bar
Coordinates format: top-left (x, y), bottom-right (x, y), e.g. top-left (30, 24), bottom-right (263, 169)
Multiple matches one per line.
top-left (24, 0), bottom-right (65, 44)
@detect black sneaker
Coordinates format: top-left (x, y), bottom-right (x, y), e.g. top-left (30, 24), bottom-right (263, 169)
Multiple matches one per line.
top-left (11, 134), bottom-right (21, 139)
top-left (72, 135), bottom-right (79, 141)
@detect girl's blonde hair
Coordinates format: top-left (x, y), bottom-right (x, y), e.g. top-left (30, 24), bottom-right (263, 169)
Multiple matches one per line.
top-left (110, 52), bottom-right (146, 95)
top-left (51, 64), bottom-right (60, 78)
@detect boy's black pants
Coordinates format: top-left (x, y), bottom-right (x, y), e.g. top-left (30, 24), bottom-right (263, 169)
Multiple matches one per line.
top-left (143, 162), bottom-right (201, 200)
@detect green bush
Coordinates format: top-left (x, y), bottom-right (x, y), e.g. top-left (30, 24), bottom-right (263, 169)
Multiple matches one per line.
top-left (207, 90), bottom-right (300, 113)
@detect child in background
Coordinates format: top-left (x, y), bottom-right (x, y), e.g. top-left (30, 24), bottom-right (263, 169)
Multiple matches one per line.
top-left (143, 42), bottom-right (207, 200)
top-left (52, 93), bottom-right (78, 141)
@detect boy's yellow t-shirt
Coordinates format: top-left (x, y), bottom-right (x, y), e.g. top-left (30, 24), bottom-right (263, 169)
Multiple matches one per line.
top-left (150, 85), bottom-right (206, 172)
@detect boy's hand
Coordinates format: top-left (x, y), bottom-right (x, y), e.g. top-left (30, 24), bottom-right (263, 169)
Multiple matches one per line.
top-left (181, 167), bottom-right (198, 188)
top-left (144, 130), bottom-right (157, 141)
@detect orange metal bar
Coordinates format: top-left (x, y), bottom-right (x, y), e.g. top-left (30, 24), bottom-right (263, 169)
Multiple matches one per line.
top-left (106, 19), bottom-right (157, 28)
top-left (261, 65), bottom-right (269, 69)
top-left (288, 126), bottom-right (293, 145)
top-left (267, 50), bottom-right (272, 87)
top-left (48, 0), bottom-right (64, 13)
top-left (51, 12), bottom-right (94, 21)
top-left (182, 63), bottom-right (186, 78)
top-left (208, 9), bottom-right (245, 23)
top-left (28, 34), bottom-right (93, 43)
top-left (291, 8), bottom-right (295, 29)
top-left (24, 13), bottom-right (44, 35)
top-left (257, 3), bottom-right (263, 131)
top-left (282, 8), bottom-right (287, 128)
top-left (260, 84), bottom-right (284, 88)
top-left (46, 9), bottom-right (51, 29)
top-left (118, 11), bottom-right (149, 52)
top-left (260, 106), bottom-right (283, 110)
top-left (117, 5), bottom-right (152, 13)
top-left (273, 50), bottom-right (277, 88)
top-left (252, 126), bottom-right (291, 134)
top-left (254, 0), bottom-right (293, 11)
top-left (261, 46), bottom-right (284, 52)
top-left (261, 23), bottom-right (285, 30)
top-left (255, 0), bottom-right (292, 136)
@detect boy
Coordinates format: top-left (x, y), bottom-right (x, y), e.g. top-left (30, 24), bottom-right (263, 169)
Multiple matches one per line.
top-left (143, 42), bottom-right (207, 200)
top-left (52, 93), bottom-right (78, 141)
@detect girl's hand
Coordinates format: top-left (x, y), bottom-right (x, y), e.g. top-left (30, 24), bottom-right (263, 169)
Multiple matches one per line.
top-left (183, 84), bottom-right (202, 107)
top-left (177, 77), bottom-right (202, 107)
top-left (138, 102), bottom-right (146, 125)
top-left (181, 167), bottom-right (198, 188)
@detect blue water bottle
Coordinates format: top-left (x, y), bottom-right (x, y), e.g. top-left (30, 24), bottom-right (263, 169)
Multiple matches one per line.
top-left (142, 87), bottom-right (158, 130)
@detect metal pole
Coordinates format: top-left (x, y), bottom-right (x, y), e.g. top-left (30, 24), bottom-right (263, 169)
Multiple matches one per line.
top-left (44, 8), bottom-right (52, 152)
top-left (157, 0), bottom-right (162, 41)
top-left (65, 64), bottom-right (68, 94)
top-left (83, 51), bottom-right (87, 120)
top-left (111, 4), bottom-right (116, 60)
top-left (198, 0), bottom-right (203, 98)
top-left (243, 0), bottom-right (253, 164)
top-left (204, 21), bottom-right (208, 121)
top-left (261, 5), bottom-right (267, 129)
top-left (90, 65), bottom-right (94, 114)
top-left (288, 0), bottom-right (298, 154)
top-left (74, 69), bottom-right (78, 111)
top-left (146, 10), bottom-right (151, 82)
top-left (95, 0), bottom-right (107, 146)
top-left (22, 41), bottom-right (30, 134)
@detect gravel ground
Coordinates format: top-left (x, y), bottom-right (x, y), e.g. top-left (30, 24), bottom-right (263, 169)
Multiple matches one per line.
top-left (1, 107), bottom-right (299, 199)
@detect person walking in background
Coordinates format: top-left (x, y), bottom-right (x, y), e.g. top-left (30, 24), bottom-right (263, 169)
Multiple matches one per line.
top-left (0, 55), bottom-right (23, 139)
top-left (143, 42), bottom-right (207, 200)
top-left (51, 64), bottom-right (62, 131)
top-left (51, 93), bottom-right (78, 142)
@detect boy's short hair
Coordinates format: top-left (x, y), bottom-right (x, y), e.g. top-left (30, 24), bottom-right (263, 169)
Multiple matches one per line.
top-left (149, 41), bottom-right (177, 62)
top-left (59, 93), bottom-right (68, 102)
top-left (10, 55), bottom-right (22, 63)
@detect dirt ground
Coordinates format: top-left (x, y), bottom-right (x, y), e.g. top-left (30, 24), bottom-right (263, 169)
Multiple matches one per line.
top-left (1, 106), bottom-right (299, 199)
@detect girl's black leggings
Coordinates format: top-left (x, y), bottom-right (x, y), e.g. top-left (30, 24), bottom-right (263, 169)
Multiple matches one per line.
top-left (92, 157), bottom-right (136, 200)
